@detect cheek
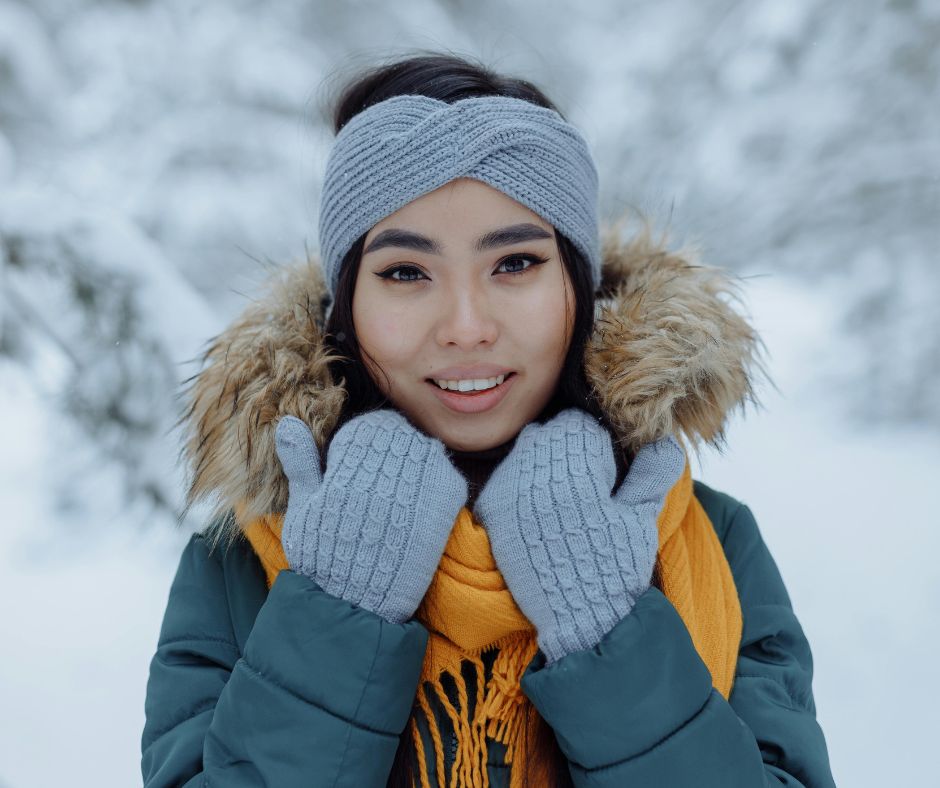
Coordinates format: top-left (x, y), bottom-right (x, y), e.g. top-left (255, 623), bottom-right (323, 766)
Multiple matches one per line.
top-left (515, 282), bottom-right (574, 358)
top-left (355, 310), bottom-right (417, 363)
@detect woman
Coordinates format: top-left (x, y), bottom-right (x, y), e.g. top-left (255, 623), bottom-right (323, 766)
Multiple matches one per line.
top-left (142, 54), bottom-right (836, 787)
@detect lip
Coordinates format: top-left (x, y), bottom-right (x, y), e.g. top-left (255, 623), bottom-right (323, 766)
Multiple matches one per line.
top-left (427, 372), bottom-right (517, 414)
top-left (426, 363), bottom-right (515, 381)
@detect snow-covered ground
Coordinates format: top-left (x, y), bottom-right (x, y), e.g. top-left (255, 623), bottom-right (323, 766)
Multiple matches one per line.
top-left (2, 0), bottom-right (937, 785)
top-left (693, 269), bottom-right (940, 787)
top-left (1, 268), bottom-right (935, 787)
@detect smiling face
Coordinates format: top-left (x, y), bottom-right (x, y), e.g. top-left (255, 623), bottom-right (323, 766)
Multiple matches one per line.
top-left (351, 177), bottom-right (577, 452)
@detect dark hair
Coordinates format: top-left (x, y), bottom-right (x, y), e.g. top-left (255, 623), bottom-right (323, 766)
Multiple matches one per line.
top-left (322, 52), bottom-right (607, 435)
top-left (319, 51), bottom-right (658, 788)
top-left (324, 224), bottom-right (603, 432)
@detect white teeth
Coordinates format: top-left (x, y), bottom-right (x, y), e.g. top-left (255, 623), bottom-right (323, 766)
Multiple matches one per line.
top-left (433, 374), bottom-right (507, 392)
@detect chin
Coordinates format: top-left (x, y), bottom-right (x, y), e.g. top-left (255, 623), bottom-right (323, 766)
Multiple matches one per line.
top-left (443, 436), bottom-right (493, 452)
top-left (435, 421), bottom-right (517, 453)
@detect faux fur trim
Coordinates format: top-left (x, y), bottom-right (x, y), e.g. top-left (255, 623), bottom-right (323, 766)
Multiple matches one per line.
top-left (588, 223), bottom-right (768, 453)
top-left (176, 221), bottom-right (768, 542)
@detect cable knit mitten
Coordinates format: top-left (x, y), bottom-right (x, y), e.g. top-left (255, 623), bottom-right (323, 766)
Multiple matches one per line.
top-left (473, 407), bottom-right (686, 663)
top-left (274, 409), bottom-right (468, 624)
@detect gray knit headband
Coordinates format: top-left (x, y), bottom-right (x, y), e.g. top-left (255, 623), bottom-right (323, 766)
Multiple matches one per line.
top-left (317, 94), bottom-right (600, 299)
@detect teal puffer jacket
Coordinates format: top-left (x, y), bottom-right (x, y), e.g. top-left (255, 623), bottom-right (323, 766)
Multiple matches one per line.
top-left (140, 480), bottom-right (836, 787)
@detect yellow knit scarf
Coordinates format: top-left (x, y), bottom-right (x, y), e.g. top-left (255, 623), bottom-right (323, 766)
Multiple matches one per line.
top-left (240, 459), bottom-right (742, 787)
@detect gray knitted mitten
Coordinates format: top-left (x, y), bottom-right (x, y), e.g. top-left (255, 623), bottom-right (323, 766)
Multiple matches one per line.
top-left (473, 407), bottom-right (686, 663)
top-left (274, 409), bottom-right (468, 624)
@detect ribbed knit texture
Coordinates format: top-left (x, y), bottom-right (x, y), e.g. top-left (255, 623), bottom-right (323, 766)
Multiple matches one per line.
top-left (273, 410), bottom-right (468, 625)
top-left (241, 454), bottom-right (744, 787)
top-left (411, 508), bottom-right (552, 788)
top-left (317, 94), bottom-right (600, 299)
top-left (473, 408), bottom-right (687, 663)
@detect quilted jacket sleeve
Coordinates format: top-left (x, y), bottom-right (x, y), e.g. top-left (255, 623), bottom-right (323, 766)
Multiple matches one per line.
top-left (519, 494), bottom-right (837, 787)
top-left (140, 531), bottom-right (429, 788)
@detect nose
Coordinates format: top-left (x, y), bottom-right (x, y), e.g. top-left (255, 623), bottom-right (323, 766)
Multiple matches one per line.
top-left (434, 283), bottom-right (499, 350)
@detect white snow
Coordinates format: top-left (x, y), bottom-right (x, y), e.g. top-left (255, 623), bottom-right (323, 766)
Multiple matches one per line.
top-left (1, 0), bottom-right (937, 785)
top-left (1, 269), bottom-right (936, 785)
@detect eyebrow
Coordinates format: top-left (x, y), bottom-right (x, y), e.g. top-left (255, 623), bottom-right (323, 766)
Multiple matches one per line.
top-left (362, 222), bottom-right (553, 256)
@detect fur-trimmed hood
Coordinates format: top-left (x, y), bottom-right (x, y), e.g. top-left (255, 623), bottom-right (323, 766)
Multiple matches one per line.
top-left (177, 223), bottom-right (767, 537)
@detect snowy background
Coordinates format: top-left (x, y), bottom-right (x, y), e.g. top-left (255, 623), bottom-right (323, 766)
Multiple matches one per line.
top-left (1, 0), bottom-right (937, 785)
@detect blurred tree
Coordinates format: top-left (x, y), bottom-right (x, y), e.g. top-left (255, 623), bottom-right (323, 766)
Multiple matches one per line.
top-left (1, 0), bottom-right (935, 530)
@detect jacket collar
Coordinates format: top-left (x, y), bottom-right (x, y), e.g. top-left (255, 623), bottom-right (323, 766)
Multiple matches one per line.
top-left (178, 223), bottom-right (766, 534)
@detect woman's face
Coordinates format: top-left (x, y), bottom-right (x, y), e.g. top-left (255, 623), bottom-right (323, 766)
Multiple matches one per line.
top-left (352, 177), bottom-right (576, 452)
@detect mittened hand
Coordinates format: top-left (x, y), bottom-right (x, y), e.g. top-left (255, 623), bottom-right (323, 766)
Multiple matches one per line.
top-left (274, 409), bottom-right (469, 624)
top-left (473, 407), bottom-right (686, 663)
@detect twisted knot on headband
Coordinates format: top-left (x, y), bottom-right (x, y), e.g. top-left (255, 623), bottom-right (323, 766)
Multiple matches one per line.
top-left (317, 94), bottom-right (601, 298)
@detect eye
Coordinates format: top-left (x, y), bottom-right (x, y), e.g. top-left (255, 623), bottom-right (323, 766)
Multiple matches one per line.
top-left (374, 264), bottom-right (428, 283)
top-left (495, 253), bottom-right (551, 276)
top-left (374, 253), bottom-right (550, 284)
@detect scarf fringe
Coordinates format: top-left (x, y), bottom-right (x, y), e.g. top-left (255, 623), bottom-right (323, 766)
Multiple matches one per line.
top-left (411, 633), bottom-right (542, 788)
top-left (239, 462), bottom-right (743, 788)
